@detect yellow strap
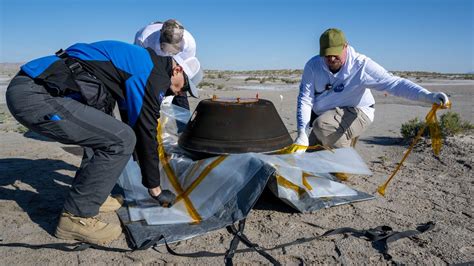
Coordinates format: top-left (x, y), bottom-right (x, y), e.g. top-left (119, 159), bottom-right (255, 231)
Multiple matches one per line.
top-left (377, 102), bottom-right (451, 196)
top-left (183, 160), bottom-right (206, 184)
top-left (157, 119), bottom-right (202, 222)
top-left (275, 174), bottom-right (306, 197)
top-left (425, 102), bottom-right (451, 156)
top-left (301, 172), bottom-right (314, 190)
top-left (275, 143), bottom-right (333, 154)
top-left (176, 155), bottom-right (227, 202)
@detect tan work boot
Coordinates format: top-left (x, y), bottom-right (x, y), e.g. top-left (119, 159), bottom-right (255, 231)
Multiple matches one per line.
top-left (55, 212), bottom-right (122, 245)
top-left (99, 195), bottom-right (124, 213)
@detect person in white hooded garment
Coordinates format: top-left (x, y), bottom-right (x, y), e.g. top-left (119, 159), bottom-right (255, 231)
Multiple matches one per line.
top-left (295, 28), bottom-right (450, 150)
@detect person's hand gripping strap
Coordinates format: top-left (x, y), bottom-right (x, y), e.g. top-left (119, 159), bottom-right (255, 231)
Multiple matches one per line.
top-left (420, 92), bottom-right (450, 106)
top-left (430, 92), bottom-right (449, 106)
top-left (148, 189), bottom-right (177, 208)
top-left (292, 130), bottom-right (309, 154)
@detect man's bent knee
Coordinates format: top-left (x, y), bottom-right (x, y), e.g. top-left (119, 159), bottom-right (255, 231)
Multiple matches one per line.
top-left (110, 126), bottom-right (136, 155)
top-left (313, 115), bottom-right (340, 146)
top-left (313, 129), bottom-right (350, 148)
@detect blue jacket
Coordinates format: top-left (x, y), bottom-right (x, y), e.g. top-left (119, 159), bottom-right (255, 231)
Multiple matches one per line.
top-left (21, 40), bottom-right (182, 188)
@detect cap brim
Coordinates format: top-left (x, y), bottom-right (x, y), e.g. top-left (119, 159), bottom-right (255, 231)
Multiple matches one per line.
top-left (320, 46), bottom-right (344, 56)
top-left (187, 79), bottom-right (199, 98)
top-left (188, 67), bottom-right (203, 98)
top-left (181, 72), bottom-right (199, 98)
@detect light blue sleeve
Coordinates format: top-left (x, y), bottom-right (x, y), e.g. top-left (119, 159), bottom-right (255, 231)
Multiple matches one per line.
top-left (297, 60), bottom-right (316, 131)
top-left (363, 58), bottom-right (431, 101)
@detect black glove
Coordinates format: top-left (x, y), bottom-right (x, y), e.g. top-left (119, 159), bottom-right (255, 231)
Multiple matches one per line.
top-left (148, 189), bottom-right (177, 208)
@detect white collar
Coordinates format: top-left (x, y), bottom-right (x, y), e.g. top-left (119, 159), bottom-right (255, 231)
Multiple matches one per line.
top-left (321, 45), bottom-right (365, 81)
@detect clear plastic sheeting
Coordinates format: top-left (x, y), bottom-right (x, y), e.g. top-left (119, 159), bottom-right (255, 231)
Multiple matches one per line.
top-left (305, 175), bottom-right (358, 198)
top-left (118, 97), bottom-right (374, 226)
top-left (143, 155), bottom-right (266, 225)
top-left (117, 158), bottom-right (147, 202)
top-left (254, 148), bottom-right (374, 209)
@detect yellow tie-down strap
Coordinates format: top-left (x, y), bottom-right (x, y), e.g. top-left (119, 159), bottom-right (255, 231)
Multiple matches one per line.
top-left (175, 155), bottom-right (227, 203)
top-left (275, 144), bottom-right (333, 155)
top-left (275, 171), bottom-right (315, 198)
top-left (377, 102), bottom-right (451, 196)
top-left (156, 118), bottom-right (227, 223)
top-left (301, 172), bottom-right (314, 191)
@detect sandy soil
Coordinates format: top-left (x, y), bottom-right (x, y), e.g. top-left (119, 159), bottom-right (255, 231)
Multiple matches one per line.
top-left (0, 69), bottom-right (473, 265)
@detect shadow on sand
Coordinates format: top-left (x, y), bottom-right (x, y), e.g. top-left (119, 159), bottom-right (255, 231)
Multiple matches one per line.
top-left (361, 136), bottom-right (405, 146)
top-left (23, 129), bottom-right (85, 157)
top-left (253, 186), bottom-right (298, 214)
top-left (0, 158), bottom-right (77, 235)
top-left (22, 130), bottom-right (55, 142)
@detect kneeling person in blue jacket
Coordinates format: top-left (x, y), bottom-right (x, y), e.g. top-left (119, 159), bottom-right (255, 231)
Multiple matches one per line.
top-left (6, 40), bottom-right (203, 244)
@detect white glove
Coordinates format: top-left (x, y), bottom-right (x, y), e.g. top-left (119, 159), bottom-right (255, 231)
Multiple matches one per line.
top-left (421, 92), bottom-right (450, 106)
top-left (293, 130), bottom-right (309, 154)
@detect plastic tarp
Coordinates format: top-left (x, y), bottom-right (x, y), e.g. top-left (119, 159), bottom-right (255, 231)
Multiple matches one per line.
top-left (116, 98), bottom-right (374, 248)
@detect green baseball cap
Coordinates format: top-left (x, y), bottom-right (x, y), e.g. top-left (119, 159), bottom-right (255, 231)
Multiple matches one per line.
top-left (319, 28), bottom-right (346, 56)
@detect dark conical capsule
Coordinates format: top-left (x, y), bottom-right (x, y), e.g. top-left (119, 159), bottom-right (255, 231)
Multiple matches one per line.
top-left (178, 98), bottom-right (292, 159)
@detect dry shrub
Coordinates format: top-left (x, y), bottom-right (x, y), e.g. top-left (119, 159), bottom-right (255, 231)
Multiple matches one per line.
top-left (440, 111), bottom-right (474, 136)
top-left (400, 111), bottom-right (473, 139)
top-left (400, 118), bottom-right (428, 140)
top-left (198, 81), bottom-right (216, 88)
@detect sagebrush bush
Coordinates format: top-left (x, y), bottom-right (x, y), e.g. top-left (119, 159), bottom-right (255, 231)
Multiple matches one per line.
top-left (400, 111), bottom-right (473, 139)
top-left (400, 118), bottom-right (428, 139)
top-left (0, 112), bottom-right (6, 124)
top-left (244, 77), bottom-right (260, 82)
top-left (280, 78), bottom-right (299, 84)
top-left (440, 111), bottom-right (474, 136)
top-left (197, 81), bottom-right (215, 88)
top-left (16, 125), bottom-right (28, 134)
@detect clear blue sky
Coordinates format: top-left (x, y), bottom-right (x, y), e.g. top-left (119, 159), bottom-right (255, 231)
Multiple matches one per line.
top-left (1, 0), bottom-right (473, 73)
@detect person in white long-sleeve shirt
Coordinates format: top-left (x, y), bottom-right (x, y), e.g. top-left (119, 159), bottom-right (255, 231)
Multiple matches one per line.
top-left (295, 28), bottom-right (449, 150)
top-left (134, 19), bottom-right (201, 110)
top-left (134, 19), bottom-right (197, 59)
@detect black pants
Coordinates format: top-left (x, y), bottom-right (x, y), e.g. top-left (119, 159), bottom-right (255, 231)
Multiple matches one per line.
top-left (6, 73), bottom-right (136, 217)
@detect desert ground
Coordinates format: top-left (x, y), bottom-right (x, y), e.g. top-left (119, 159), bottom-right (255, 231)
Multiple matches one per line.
top-left (0, 65), bottom-right (472, 264)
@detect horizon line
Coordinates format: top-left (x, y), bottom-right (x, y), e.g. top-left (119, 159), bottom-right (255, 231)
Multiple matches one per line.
top-left (0, 62), bottom-right (472, 75)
